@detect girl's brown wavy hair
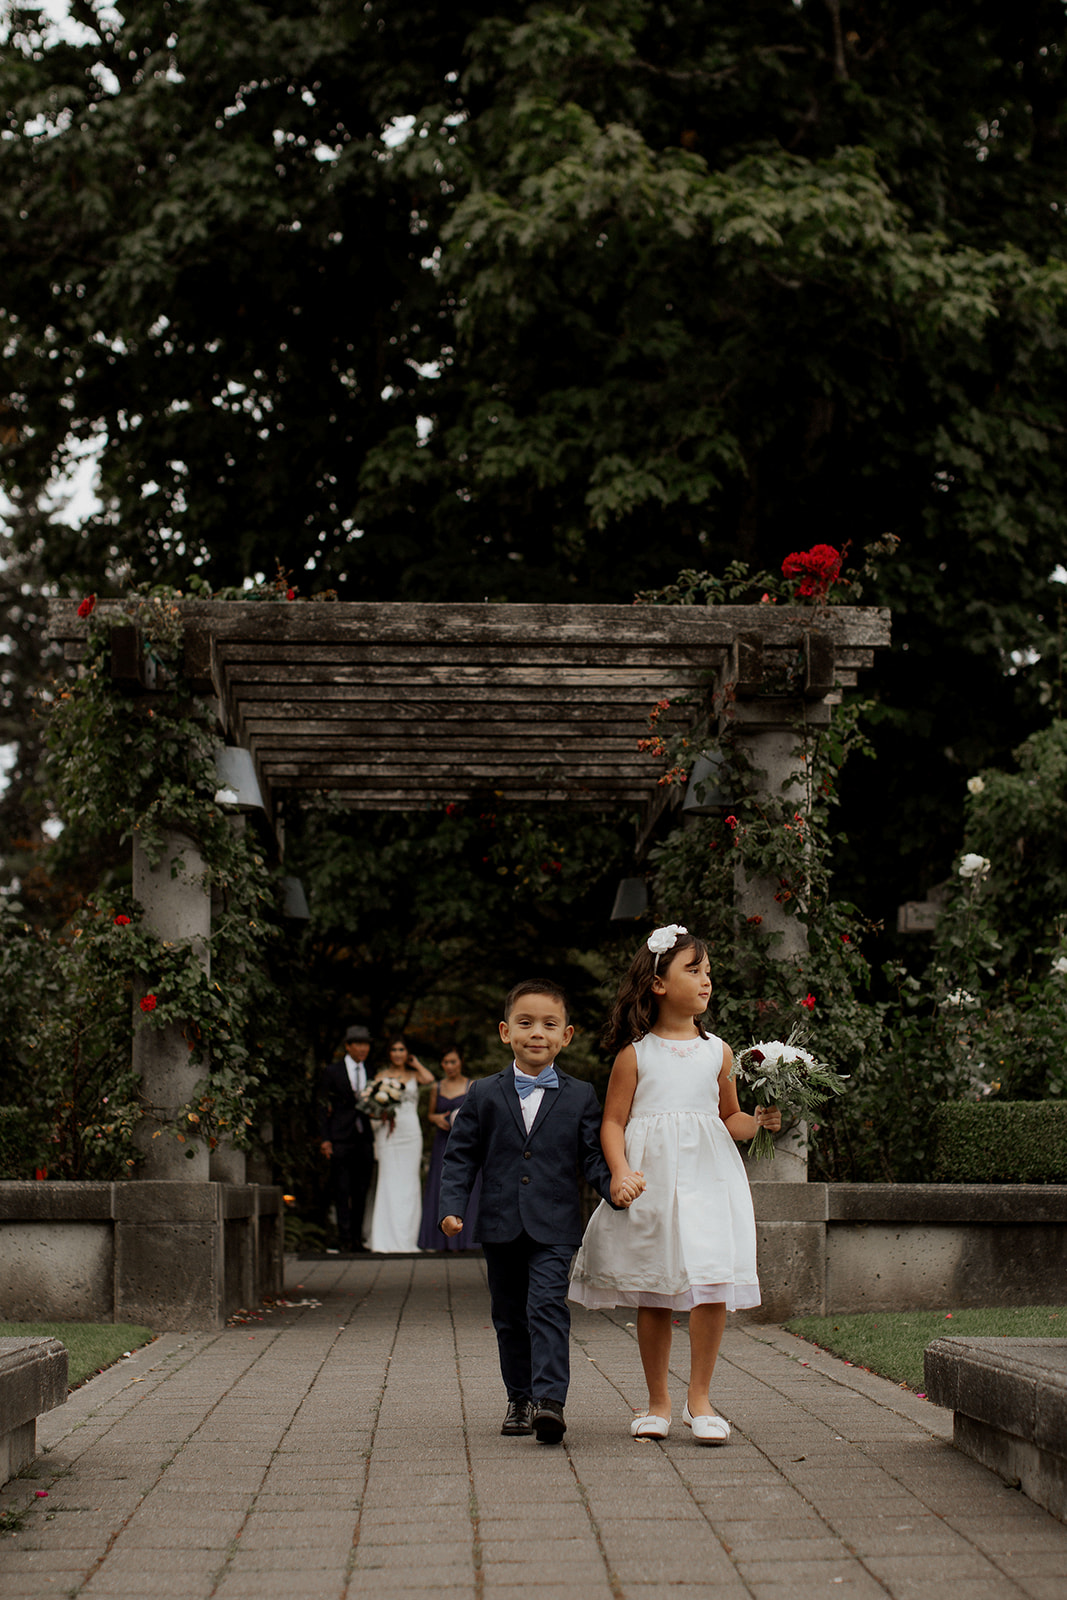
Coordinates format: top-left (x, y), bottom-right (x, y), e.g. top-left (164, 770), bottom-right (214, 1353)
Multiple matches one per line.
top-left (600, 933), bottom-right (710, 1057)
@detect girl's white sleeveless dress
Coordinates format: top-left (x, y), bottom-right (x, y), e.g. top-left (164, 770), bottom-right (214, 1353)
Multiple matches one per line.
top-left (568, 1032), bottom-right (760, 1311)
top-left (369, 1080), bottom-right (423, 1253)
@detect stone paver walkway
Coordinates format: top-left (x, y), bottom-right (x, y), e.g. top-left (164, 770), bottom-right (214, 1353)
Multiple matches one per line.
top-left (2, 1256), bottom-right (1065, 1599)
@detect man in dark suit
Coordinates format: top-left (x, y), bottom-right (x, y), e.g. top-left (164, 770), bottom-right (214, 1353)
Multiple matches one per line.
top-left (319, 1024), bottom-right (375, 1253)
top-left (439, 979), bottom-right (642, 1443)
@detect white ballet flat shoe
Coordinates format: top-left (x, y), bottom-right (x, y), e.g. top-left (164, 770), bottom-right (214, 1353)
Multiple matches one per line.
top-left (682, 1402), bottom-right (731, 1444)
top-left (630, 1412), bottom-right (671, 1439)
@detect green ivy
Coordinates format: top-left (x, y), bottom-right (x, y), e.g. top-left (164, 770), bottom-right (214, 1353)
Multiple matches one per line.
top-left (7, 588), bottom-right (297, 1172)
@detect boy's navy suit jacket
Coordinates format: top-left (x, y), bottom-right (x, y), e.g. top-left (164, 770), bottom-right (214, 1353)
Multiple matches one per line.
top-left (438, 1067), bottom-right (615, 1247)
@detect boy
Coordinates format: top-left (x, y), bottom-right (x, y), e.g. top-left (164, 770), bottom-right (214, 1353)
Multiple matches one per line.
top-left (439, 979), bottom-right (641, 1443)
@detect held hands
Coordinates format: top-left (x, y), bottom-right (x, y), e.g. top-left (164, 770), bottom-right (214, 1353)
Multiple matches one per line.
top-left (441, 1215), bottom-right (463, 1238)
top-left (610, 1170), bottom-right (646, 1207)
top-left (754, 1105), bottom-right (782, 1134)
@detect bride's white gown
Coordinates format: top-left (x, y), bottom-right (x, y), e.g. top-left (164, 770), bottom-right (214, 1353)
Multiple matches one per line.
top-left (369, 1080), bottom-right (423, 1253)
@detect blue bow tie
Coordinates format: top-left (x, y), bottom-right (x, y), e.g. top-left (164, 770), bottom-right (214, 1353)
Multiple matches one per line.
top-left (514, 1065), bottom-right (559, 1099)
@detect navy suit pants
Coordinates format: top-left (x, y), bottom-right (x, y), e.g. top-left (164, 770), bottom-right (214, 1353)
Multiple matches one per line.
top-left (481, 1233), bottom-right (574, 1405)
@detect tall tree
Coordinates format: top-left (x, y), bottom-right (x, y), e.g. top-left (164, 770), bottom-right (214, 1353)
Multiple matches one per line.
top-left (2, 1), bottom-right (1066, 927)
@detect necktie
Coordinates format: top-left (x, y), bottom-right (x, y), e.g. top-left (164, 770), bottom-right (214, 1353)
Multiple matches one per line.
top-left (515, 1065), bottom-right (559, 1099)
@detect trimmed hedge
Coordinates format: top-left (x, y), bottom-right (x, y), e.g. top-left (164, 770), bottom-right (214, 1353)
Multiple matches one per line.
top-left (932, 1101), bottom-right (1067, 1183)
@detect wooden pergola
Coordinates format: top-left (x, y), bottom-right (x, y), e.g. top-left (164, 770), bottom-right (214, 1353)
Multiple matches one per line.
top-left (43, 596), bottom-right (891, 1326)
top-left (50, 600), bottom-right (892, 821)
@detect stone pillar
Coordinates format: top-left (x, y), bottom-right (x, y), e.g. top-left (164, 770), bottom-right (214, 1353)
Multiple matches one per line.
top-left (731, 724), bottom-right (809, 965)
top-left (720, 643), bottom-right (836, 1181)
top-left (131, 830), bottom-right (211, 1180)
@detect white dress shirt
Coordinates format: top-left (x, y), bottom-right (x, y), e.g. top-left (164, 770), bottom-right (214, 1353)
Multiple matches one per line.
top-left (345, 1053), bottom-right (367, 1096)
top-left (512, 1061), bottom-right (548, 1133)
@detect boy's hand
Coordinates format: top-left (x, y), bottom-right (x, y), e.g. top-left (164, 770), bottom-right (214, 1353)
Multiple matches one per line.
top-left (755, 1105), bottom-right (782, 1133)
top-left (610, 1171), bottom-right (645, 1207)
top-left (441, 1215), bottom-right (464, 1237)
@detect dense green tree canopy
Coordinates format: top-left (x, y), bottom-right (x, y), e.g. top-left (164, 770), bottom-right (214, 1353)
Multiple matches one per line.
top-left (2, 0), bottom-right (1066, 924)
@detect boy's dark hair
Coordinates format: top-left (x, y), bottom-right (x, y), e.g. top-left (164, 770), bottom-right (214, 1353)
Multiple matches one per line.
top-left (503, 978), bottom-right (570, 1022)
top-left (601, 933), bottom-right (710, 1056)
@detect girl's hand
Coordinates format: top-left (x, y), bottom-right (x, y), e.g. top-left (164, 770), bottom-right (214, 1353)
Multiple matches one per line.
top-left (610, 1170), bottom-right (646, 1207)
top-left (755, 1105), bottom-right (782, 1133)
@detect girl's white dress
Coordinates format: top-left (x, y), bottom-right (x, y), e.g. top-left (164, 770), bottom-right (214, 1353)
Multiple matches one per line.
top-left (568, 1032), bottom-right (760, 1311)
top-left (369, 1080), bottom-right (423, 1253)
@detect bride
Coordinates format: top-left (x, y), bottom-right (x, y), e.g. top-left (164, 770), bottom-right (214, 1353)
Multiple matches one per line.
top-left (368, 1036), bottom-right (436, 1253)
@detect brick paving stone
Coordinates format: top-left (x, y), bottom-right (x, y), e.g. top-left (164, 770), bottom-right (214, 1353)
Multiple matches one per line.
top-left (995, 1551), bottom-right (1067, 1577)
top-left (860, 1551), bottom-right (1025, 1588)
top-left (480, 1585), bottom-right (616, 1600)
top-left (943, 1516), bottom-right (1067, 1552)
top-left (220, 1545), bottom-right (350, 1571)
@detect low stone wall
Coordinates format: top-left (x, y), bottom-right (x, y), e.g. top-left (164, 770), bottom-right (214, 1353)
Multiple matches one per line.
top-left (924, 1336), bottom-right (1067, 1522)
top-left (0, 1181), bottom-right (284, 1331)
top-left (747, 1183), bottom-right (1067, 1323)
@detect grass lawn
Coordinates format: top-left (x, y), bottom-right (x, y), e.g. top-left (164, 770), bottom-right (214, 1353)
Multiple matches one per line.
top-left (0, 1322), bottom-right (155, 1389)
top-left (784, 1306), bottom-right (1067, 1393)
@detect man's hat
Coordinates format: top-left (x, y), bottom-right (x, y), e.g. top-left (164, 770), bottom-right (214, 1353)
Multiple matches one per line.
top-left (345, 1024), bottom-right (371, 1044)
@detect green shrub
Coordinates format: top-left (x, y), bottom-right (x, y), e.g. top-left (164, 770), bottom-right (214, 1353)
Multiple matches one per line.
top-left (0, 1106), bottom-right (47, 1180)
top-left (932, 1102), bottom-right (1067, 1182)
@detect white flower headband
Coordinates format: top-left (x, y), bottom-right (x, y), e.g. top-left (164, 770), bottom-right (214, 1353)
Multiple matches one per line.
top-left (647, 923), bottom-right (688, 973)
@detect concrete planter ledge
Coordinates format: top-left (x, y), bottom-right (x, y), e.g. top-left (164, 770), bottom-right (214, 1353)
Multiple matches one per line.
top-left (747, 1182), bottom-right (1067, 1322)
top-left (0, 1336), bottom-right (68, 1485)
top-left (0, 1181), bottom-right (284, 1331)
top-left (924, 1336), bottom-right (1067, 1523)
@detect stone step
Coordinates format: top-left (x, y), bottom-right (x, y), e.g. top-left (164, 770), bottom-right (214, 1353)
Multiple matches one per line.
top-left (924, 1335), bottom-right (1067, 1523)
top-left (0, 1337), bottom-right (68, 1485)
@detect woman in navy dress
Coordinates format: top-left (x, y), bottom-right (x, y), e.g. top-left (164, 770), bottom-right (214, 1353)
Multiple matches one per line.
top-left (418, 1047), bottom-right (481, 1250)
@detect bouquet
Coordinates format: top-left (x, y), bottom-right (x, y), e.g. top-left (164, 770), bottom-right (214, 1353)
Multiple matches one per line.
top-left (356, 1075), bottom-right (406, 1131)
top-left (731, 1025), bottom-right (848, 1160)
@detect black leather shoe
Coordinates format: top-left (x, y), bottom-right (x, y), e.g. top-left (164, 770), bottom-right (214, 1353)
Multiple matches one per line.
top-left (500, 1399), bottom-right (534, 1436)
top-left (532, 1398), bottom-right (566, 1444)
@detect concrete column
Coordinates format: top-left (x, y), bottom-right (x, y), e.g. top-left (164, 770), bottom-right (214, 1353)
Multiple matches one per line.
top-left (131, 831), bottom-right (211, 1180)
top-left (722, 701), bottom-right (831, 1181)
top-left (731, 724), bottom-right (809, 964)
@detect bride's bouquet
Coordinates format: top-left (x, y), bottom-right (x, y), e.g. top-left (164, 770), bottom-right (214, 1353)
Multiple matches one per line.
top-left (731, 1024), bottom-right (848, 1160)
top-left (356, 1076), bottom-right (406, 1131)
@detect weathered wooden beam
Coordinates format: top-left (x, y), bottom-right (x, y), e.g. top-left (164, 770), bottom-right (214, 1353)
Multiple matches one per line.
top-left (265, 761), bottom-right (662, 787)
top-left (229, 684), bottom-right (708, 708)
top-left (315, 791), bottom-right (649, 809)
top-left (212, 644), bottom-right (728, 671)
top-left (48, 599), bottom-right (892, 651)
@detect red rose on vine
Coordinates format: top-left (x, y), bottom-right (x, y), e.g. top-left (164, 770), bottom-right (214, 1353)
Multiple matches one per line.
top-left (781, 544), bottom-right (842, 600)
top-left (140, 994), bottom-right (158, 1013)
top-left (114, 914), bottom-right (131, 926)
top-left (77, 594), bottom-right (96, 618)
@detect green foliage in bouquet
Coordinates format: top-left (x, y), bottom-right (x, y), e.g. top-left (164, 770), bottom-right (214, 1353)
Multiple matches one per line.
top-left (731, 1026), bottom-right (849, 1161)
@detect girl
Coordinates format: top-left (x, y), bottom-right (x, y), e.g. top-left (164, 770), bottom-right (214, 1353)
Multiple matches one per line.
top-left (569, 925), bottom-right (780, 1443)
top-left (368, 1035), bottom-right (436, 1254)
